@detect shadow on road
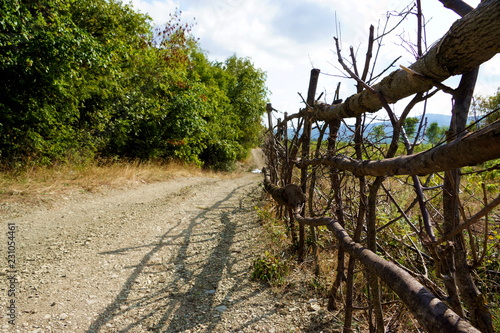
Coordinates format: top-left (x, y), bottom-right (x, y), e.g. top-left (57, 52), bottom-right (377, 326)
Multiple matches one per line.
top-left (87, 180), bottom-right (271, 332)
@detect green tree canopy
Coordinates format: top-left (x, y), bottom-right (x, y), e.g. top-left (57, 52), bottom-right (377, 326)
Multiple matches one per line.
top-left (0, 1), bottom-right (268, 170)
top-left (425, 122), bottom-right (447, 145)
top-left (403, 117), bottom-right (419, 139)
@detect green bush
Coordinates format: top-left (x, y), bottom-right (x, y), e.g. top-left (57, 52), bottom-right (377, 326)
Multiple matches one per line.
top-left (0, 1), bottom-right (268, 169)
top-left (252, 251), bottom-right (289, 286)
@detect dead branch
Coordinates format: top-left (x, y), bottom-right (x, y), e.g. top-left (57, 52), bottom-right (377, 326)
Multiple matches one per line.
top-left (306, 0), bottom-right (500, 121)
top-left (293, 213), bottom-right (481, 333)
top-left (435, 194), bottom-right (500, 245)
top-left (262, 167), bottom-right (305, 213)
top-left (296, 120), bottom-right (500, 177)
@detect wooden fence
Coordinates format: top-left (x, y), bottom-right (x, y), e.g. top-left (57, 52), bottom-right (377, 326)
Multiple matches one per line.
top-left (260, 2), bottom-right (499, 332)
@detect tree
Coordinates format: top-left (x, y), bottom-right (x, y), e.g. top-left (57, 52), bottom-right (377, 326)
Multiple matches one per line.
top-left (0, 0), bottom-right (152, 165)
top-left (403, 117), bottom-right (419, 139)
top-left (369, 124), bottom-right (386, 142)
top-left (472, 87), bottom-right (500, 126)
top-left (223, 55), bottom-right (268, 157)
top-left (426, 121), bottom-right (447, 144)
top-left (0, 2), bottom-right (268, 169)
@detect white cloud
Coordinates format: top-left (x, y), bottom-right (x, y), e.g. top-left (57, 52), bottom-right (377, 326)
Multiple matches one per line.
top-left (128, 0), bottom-right (178, 24)
top-left (127, 0), bottom-right (498, 122)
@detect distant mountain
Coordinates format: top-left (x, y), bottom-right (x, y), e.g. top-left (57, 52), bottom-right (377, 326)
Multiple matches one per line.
top-left (420, 114), bottom-right (453, 127)
top-left (306, 114), bottom-right (454, 141)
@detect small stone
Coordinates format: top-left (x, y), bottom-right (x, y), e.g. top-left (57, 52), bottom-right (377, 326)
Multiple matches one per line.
top-left (205, 290), bottom-right (216, 295)
top-left (308, 302), bottom-right (321, 312)
top-left (60, 313), bottom-right (68, 320)
top-left (215, 305), bottom-right (227, 312)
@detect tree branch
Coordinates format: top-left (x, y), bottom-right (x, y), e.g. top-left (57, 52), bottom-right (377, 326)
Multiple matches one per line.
top-left (435, 194), bottom-right (500, 245)
top-left (296, 120), bottom-right (500, 176)
top-left (293, 213), bottom-right (481, 333)
top-left (307, 0), bottom-right (500, 121)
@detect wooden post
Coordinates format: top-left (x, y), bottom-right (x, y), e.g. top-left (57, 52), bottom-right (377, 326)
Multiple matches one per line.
top-left (299, 68), bottom-right (320, 261)
top-left (283, 112), bottom-right (289, 181)
top-left (266, 103), bottom-right (277, 183)
top-left (266, 103), bottom-right (273, 131)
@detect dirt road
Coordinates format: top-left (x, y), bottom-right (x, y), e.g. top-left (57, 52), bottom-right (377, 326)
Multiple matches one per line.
top-left (1, 162), bottom-right (338, 332)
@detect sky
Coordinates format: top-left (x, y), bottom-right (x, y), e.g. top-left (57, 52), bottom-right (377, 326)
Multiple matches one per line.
top-left (128, 0), bottom-right (499, 126)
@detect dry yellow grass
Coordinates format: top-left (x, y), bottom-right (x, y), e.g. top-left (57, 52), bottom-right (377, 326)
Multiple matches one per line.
top-left (0, 160), bottom-right (224, 206)
top-left (0, 148), bottom-right (264, 207)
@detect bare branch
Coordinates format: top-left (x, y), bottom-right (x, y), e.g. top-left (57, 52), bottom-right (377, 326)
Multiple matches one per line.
top-left (435, 194), bottom-right (500, 245)
top-left (293, 213), bottom-right (481, 333)
top-left (333, 37), bottom-right (376, 94)
top-left (296, 120), bottom-right (500, 177)
top-left (306, 0), bottom-right (500, 121)
top-left (438, 0), bottom-right (474, 17)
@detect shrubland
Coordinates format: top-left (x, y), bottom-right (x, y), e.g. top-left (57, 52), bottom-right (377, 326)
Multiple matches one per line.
top-left (0, 0), bottom-right (268, 171)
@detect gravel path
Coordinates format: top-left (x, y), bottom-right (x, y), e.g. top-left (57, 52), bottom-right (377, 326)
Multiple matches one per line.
top-left (1, 170), bottom-right (339, 332)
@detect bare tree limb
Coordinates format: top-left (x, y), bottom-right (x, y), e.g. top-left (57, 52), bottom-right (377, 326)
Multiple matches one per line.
top-left (306, 0), bottom-right (500, 121)
top-left (293, 213), bottom-right (482, 333)
top-left (436, 194), bottom-right (500, 245)
top-left (296, 120), bottom-right (500, 177)
top-left (438, 0), bottom-right (474, 17)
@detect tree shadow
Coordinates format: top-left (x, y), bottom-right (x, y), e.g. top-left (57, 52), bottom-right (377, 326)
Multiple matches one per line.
top-left (87, 180), bottom-right (272, 332)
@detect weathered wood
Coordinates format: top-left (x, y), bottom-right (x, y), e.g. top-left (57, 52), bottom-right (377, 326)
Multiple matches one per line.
top-left (262, 167), bottom-right (305, 213)
top-left (294, 214), bottom-right (482, 333)
top-left (296, 120), bottom-right (500, 177)
top-left (299, 68), bottom-right (321, 261)
top-left (301, 0), bottom-right (500, 122)
top-left (261, 1), bottom-right (499, 331)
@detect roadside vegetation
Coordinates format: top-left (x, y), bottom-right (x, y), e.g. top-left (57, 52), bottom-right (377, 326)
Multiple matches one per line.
top-left (1, 0), bottom-right (268, 171)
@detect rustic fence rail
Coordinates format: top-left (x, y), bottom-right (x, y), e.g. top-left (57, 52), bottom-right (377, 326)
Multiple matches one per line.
top-left (261, 1), bottom-right (499, 332)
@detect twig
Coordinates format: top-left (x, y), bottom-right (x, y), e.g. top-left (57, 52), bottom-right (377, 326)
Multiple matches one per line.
top-left (435, 194), bottom-right (500, 244)
top-left (475, 183), bottom-right (491, 268)
top-left (334, 37), bottom-right (377, 94)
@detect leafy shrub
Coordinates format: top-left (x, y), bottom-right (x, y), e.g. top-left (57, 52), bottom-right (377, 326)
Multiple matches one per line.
top-left (252, 251), bottom-right (289, 286)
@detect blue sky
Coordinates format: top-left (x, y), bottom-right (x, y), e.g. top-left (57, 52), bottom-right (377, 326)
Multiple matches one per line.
top-left (129, 0), bottom-right (499, 125)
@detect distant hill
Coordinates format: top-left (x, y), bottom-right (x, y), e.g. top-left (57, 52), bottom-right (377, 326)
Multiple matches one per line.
top-left (286, 113), bottom-right (485, 142)
top-left (305, 114), bottom-right (453, 141)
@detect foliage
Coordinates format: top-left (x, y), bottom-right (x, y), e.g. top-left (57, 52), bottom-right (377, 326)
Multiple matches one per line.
top-left (472, 87), bottom-right (500, 127)
top-left (222, 55), bottom-right (269, 156)
top-left (402, 117), bottom-right (419, 139)
top-left (369, 124), bottom-right (387, 142)
top-left (252, 250), bottom-right (290, 286)
top-left (0, 1), bottom-right (268, 170)
top-left (425, 121), bottom-right (447, 144)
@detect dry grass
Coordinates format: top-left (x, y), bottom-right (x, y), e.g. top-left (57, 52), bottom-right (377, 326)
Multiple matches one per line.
top-left (0, 160), bottom-right (224, 206)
